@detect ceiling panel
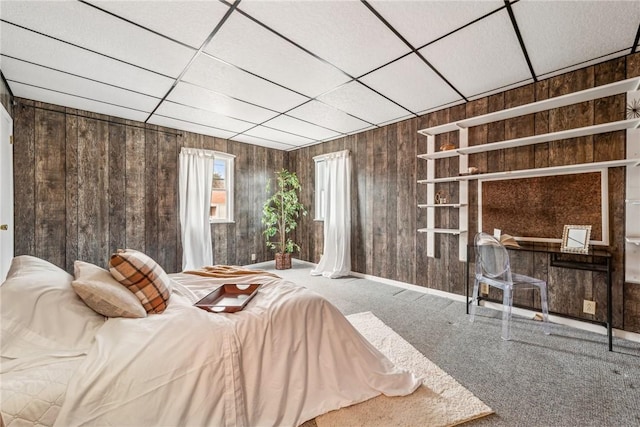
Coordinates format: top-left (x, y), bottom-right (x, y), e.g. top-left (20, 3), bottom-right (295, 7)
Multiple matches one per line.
top-left (0, 22), bottom-right (174, 97)
top-left (182, 54), bottom-right (308, 112)
top-left (2, 1), bottom-right (639, 152)
top-left (360, 53), bottom-right (462, 114)
top-left (317, 81), bottom-right (412, 125)
top-left (286, 100), bottom-right (371, 134)
top-left (154, 101), bottom-right (255, 134)
top-left (89, 0), bottom-right (230, 49)
top-left (262, 115), bottom-right (341, 141)
top-left (10, 82), bottom-right (149, 122)
top-left (243, 126), bottom-right (316, 147)
top-left (514, 0), bottom-right (640, 76)
top-left (203, 11), bottom-right (351, 98)
top-left (231, 134), bottom-right (296, 151)
top-left (370, 0), bottom-right (504, 49)
top-left (168, 82), bottom-right (279, 124)
top-left (0, 0), bottom-right (194, 78)
top-left (238, 1), bottom-right (410, 77)
top-left (2, 56), bottom-right (159, 113)
top-left (419, 9), bottom-right (531, 98)
top-left (147, 115), bottom-right (236, 140)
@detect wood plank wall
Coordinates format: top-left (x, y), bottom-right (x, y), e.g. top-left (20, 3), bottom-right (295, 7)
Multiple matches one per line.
top-left (12, 99), bottom-right (285, 273)
top-left (290, 52), bottom-right (640, 333)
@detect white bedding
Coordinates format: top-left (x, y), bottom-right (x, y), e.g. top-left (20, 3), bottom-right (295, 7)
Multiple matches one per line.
top-left (2, 258), bottom-right (421, 427)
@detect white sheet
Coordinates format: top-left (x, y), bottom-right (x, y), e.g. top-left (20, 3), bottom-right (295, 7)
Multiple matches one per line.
top-left (53, 274), bottom-right (421, 427)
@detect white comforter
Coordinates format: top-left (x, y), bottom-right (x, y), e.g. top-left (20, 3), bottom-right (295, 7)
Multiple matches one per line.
top-left (51, 273), bottom-right (420, 426)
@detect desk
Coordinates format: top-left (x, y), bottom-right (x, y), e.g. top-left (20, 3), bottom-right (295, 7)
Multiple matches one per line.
top-left (465, 243), bottom-right (613, 350)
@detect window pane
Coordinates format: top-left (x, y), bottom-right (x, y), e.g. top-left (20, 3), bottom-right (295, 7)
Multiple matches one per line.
top-left (210, 155), bottom-right (234, 223)
top-left (213, 159), bottom-right (226, 190)
top-left (210, 189), bottom-right (227, 220)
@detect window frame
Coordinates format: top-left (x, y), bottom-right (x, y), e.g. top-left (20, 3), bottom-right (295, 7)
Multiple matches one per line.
top-left (209, 151), bottom-right (235, 224)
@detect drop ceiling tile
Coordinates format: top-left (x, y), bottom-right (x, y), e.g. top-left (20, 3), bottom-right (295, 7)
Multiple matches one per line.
top-left (369, 0), bottom-right (504, 48)
top-left (203, 12), bottom-right (350, 98)
top-left (317, 81), bottom-right (411, 125)
top-left (0, 22), bottom-right (174, 97)
top-left (2, 56), bottom-right (159, 112)
top-left (231, 134), bottom-right (295, 151)
top-left (0, 1), bottom-right (194, 77)
top-left (513, 0), bottom-right (640, 76)
top-left (154, 102), bottom-right (255, 133)
top-left (10, 82), bottom-right (148, 122)
top-left (89, 0), bottom-right (230, 48)
top-left (287, 100), bottom-right (371, 134)
top-left (263, 115), bottom-right (341, 141)
top-left (238, 1), bottom-right (409, 77)
top-left (147, 115), bottom-right (236, 140)
top-left (182, 55), bottom-right (308, 112)
top-left (168, 82), bottom-right (279, 124)
top-left (419, 9), bottom-right (531, 98)
top-left (360, 53), bottom-right (462, 114)
top-left (243, 126), bottom-right (316, 147)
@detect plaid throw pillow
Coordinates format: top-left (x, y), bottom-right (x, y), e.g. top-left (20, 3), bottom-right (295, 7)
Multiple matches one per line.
top-left (109, 249), bottom-right (172, 314)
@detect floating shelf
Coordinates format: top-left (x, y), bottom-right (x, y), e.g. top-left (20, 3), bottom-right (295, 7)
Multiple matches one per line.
top-left (418, 176), bottom-right (460, 184)
top-left (457, 119), bottom-right (640, 155)
top-left (418, 150), bottom-right (460, 160)
top-left (455, 158), bottom-right (640, 181)
top-left (418, 77), bottom-right (640, 136)
top-left (626, 237), bottom-right (640, 246)
top-left (418, 203), bottom-right (465, 208)
top-left (418, 228), bottom-right (467, 235)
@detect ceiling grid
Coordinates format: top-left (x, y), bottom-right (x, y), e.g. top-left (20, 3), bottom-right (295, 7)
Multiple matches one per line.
top-left (1, 0), bottom-right (639, 150)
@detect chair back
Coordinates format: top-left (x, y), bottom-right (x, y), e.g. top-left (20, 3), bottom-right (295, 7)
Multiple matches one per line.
top-left (475, 232), bottom-right (511, 280)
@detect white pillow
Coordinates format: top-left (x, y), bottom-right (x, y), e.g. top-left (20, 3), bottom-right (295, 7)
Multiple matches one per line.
top-left (0, 255), bottom-right (105, 358)
top-left (72, 261), bottom-right (147, 318)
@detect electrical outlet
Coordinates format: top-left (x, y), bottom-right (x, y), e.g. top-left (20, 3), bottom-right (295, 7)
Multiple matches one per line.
top-left (251, 253), bottom-right (257, 261)
top-left (480, 283), bottom-right (489, 296)
top-left (583, 300), bottom-right (596, 315)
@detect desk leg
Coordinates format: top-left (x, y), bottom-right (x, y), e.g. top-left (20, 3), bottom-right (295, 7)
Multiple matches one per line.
top-left (607, 257), bottom-right (612, 351)
top-left (465, 257), bottom-right (470, 315)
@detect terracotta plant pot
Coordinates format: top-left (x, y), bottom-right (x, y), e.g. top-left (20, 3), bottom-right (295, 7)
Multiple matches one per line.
top-left (275, 252), bottom-right (292, 270)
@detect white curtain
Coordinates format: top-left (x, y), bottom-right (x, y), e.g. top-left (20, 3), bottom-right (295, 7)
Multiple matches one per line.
top-left (179, 148), bottom-right (214, 271)
top-left (311, 150), bottom-right (351, 278)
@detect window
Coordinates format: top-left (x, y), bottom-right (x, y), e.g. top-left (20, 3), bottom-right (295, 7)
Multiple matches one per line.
top-left (210, 152), bottom-right (234, 223)
top-left (314, 158), bottom-right (326, 221)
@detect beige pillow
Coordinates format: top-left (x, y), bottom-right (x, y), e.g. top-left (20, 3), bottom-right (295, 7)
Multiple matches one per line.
top-left (109, 249), bottom-right (172, 314)
top-left (72, 261), bottom-right (147, 318)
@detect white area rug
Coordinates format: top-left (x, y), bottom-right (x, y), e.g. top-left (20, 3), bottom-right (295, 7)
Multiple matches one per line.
top-left (316, 312), bottom-right (494, 427)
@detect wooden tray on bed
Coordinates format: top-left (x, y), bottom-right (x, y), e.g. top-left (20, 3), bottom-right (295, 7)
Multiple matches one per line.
top-left (194, 284), bottom-right (261, 313)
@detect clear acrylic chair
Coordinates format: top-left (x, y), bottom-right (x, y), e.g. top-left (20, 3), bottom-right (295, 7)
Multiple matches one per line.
top-left (469, 232), bottom-right (551, 340)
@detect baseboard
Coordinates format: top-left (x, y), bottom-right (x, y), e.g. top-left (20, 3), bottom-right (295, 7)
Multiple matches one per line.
top-left (290, 259), bottom-right (640, 344)
top-left (348, 265), bottom-right (640, 345)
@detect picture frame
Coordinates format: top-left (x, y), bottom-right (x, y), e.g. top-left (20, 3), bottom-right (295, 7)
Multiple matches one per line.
top-left (561, 225), bottom-right (592, 254)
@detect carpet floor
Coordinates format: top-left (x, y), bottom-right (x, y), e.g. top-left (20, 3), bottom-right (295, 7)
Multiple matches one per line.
top-left (252, 260), bottom-right (640, 427)
top-left (316, 311), bottom-right (493, 427)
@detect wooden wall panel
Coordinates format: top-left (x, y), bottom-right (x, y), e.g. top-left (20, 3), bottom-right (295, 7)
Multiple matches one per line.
top-left (125, 125), bottom-right (146, 252)
top-left (13, 101), bottom-right (35, 257)
top-left (108, 123), bottom-right (126, 258)
top-left (65, 111), bottom-right (78, 273)
top-left (12, 99), bottom-right (285, 273)
top-left (34, 108), bottom-right (66, 267)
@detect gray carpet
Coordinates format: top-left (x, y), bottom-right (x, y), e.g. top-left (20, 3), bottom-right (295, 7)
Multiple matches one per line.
top-left (250, 259), bottom-right (640, 427)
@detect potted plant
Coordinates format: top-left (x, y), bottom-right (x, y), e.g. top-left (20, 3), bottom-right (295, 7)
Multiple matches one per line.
top-left (262, 169), bottom-right (307, 269)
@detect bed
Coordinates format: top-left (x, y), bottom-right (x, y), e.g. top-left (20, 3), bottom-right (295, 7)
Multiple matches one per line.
top-left (0, 255), bottom-right (421, 427)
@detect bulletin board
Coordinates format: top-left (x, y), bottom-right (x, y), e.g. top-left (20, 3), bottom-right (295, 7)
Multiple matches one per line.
top-left (479, 171), bottom-right (605, 243)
